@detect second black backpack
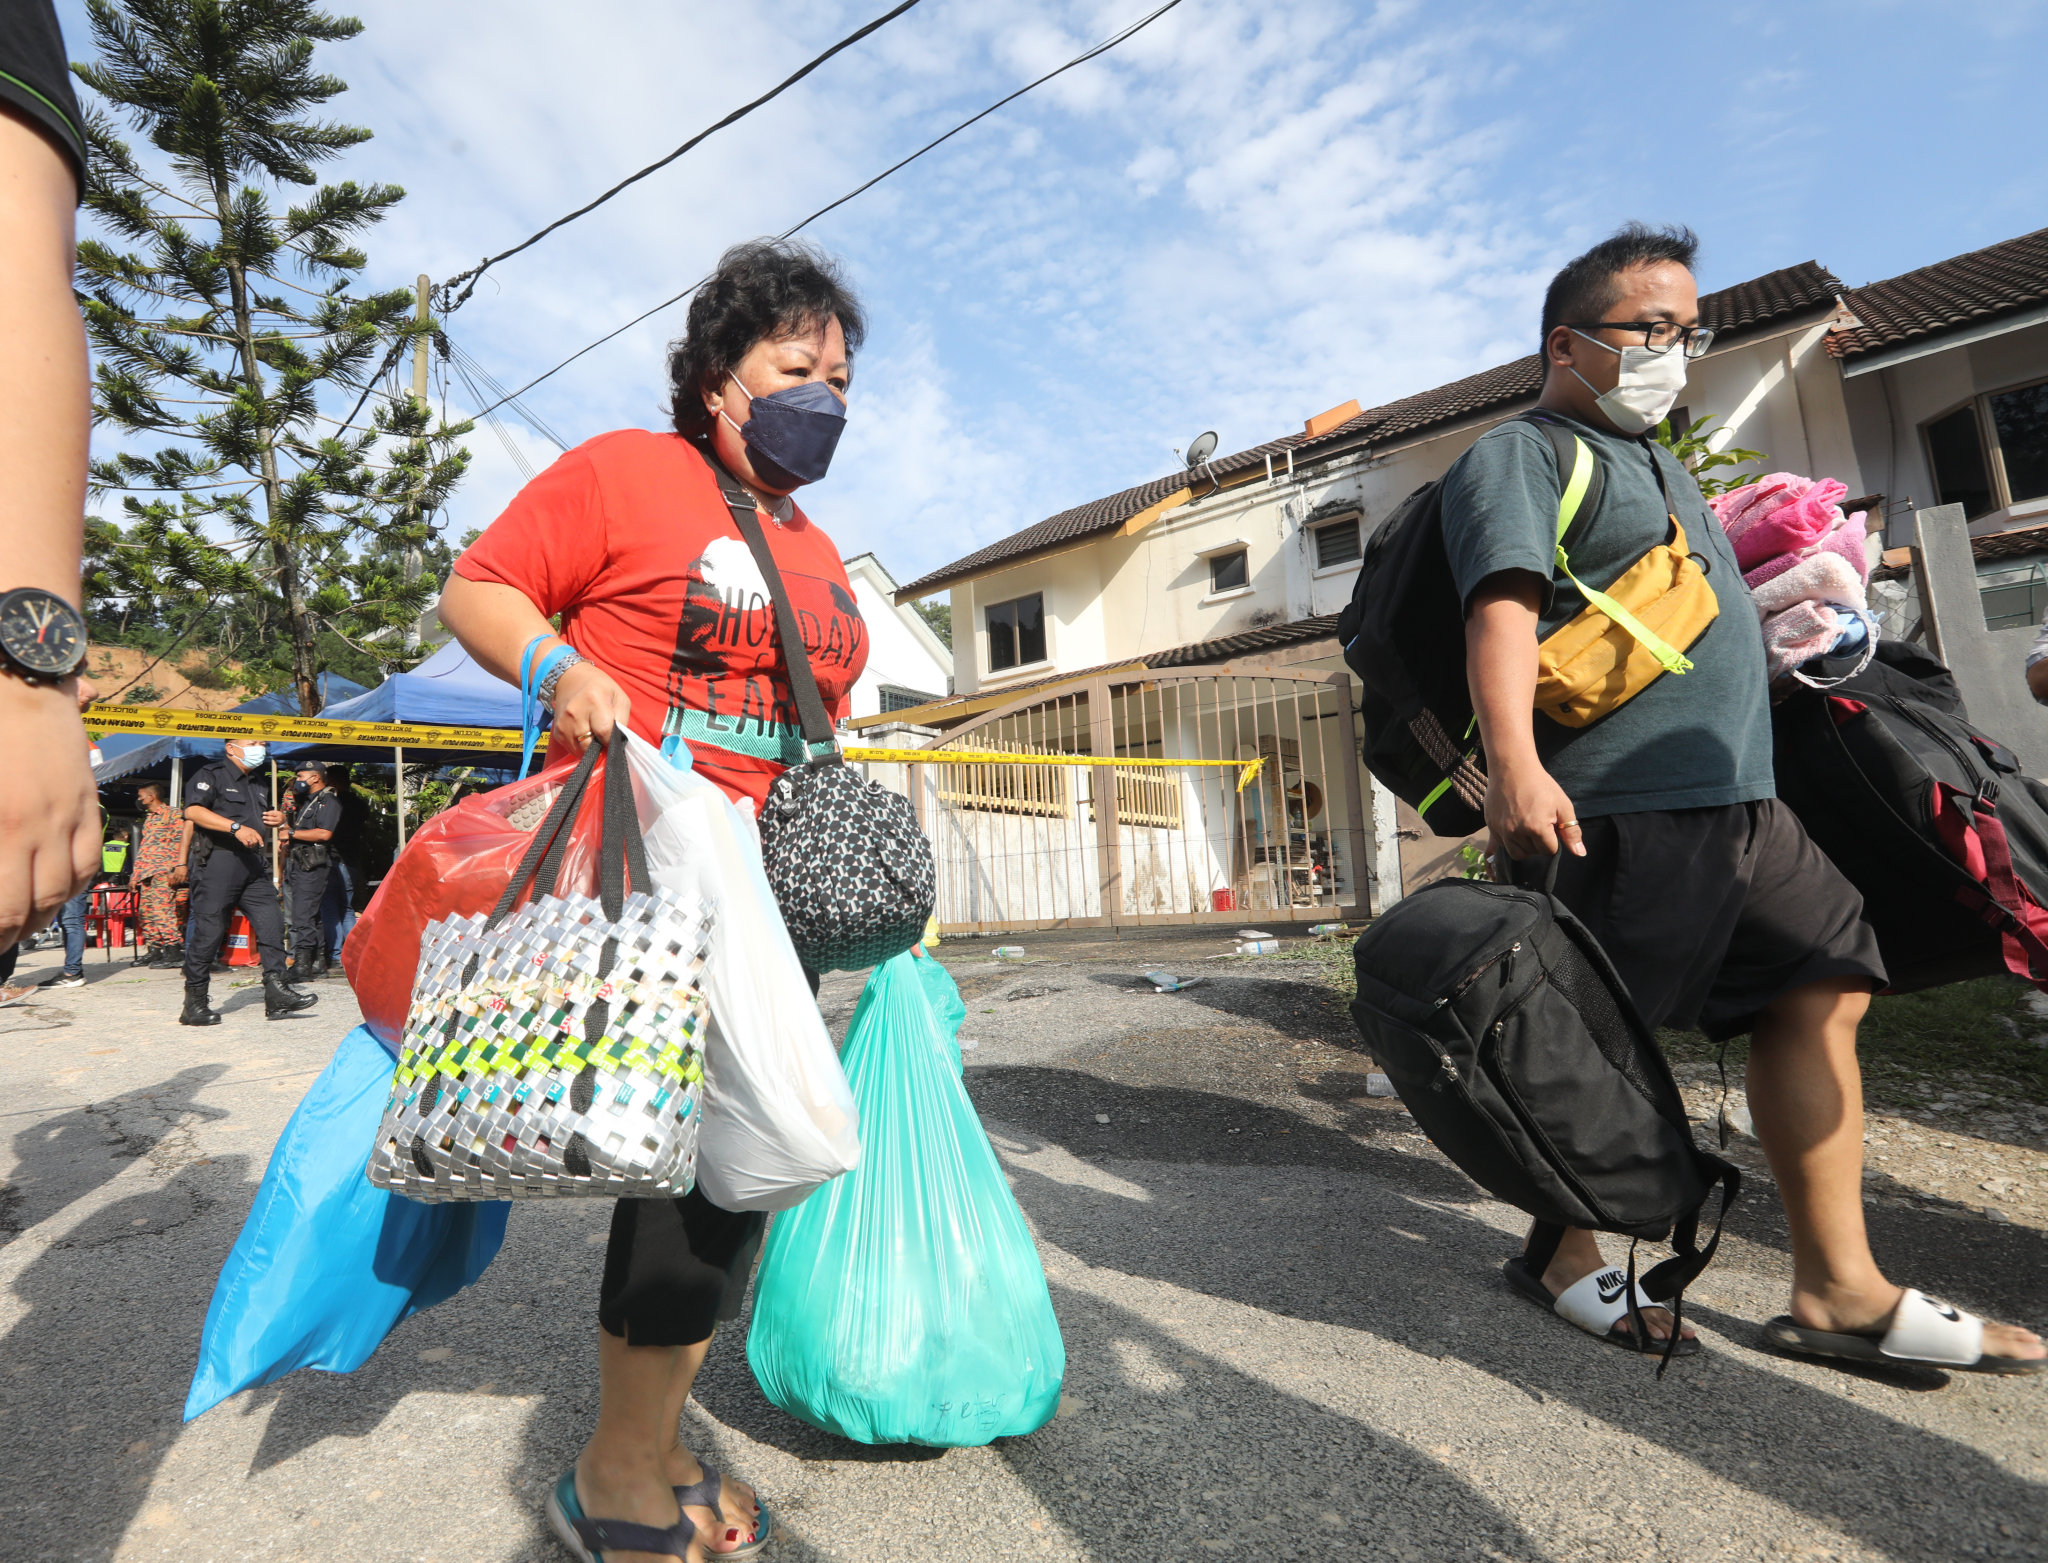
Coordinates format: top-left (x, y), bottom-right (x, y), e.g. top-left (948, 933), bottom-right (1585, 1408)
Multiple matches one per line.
top-left (1336, 413), bottom-right (1603, 838)
top-left (1773, 639), bottom-right (2048, 994)
top-left (1349, 865), bottom-right (1738, 1361)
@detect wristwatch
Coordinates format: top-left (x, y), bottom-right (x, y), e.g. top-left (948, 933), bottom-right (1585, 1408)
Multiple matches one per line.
top-left (0, 588), bottom-right (88, 684)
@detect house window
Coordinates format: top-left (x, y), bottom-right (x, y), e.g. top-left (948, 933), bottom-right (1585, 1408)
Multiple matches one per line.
top-left (1989, 380), bottom-right (2048, 506)
top-left (1314, 517), bottom-right (1362, 569)
top-left (1978, 560), bottom-right (2048, 631)
top-left (879, 684), bottom-right (940, 713)
top-left (985, 592), bottom-right (1046, 672)
top-left (1209, 549), bottom-right (1248, 594)
top-left (1927, 405), bottom-right (1995, 518)
top-left (1923, 377), bottom-right (2048, 520)
top-left (935, 740), bottom-right (1070, 817)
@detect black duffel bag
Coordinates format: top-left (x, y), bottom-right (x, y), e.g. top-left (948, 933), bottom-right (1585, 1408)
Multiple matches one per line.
top-left (713, 464), bottom-right (936, 973)
top-left (1773, 639), bottom-right (2048, 993)
top-left (1350, 860), bottom-right (1738, 1368)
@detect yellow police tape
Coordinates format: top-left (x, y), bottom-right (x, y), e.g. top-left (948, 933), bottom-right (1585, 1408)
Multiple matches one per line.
top-left (86, 704), bottom-right (1268, 790)
top-left (85, 703), bottom-right (522, 751)
top-left (845, 747), bottom-right (1267, 792)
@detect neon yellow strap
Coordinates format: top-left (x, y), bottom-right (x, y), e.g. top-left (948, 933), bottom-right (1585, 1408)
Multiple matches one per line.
top-left (1552, 434), bottom-right (1693, 677)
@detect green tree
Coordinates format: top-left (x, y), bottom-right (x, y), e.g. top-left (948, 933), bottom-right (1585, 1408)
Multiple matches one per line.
top-left (73, 0), bottom-right (469, 714)
top-left (1654, 413), bottom-right (1768, 498)
top-left (915, 596), bottom-right (952, 649)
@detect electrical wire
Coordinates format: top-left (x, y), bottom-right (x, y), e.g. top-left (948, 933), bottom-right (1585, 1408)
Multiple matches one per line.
top-left (439, 0), bottom-right (926, 310)
top-left (445, 337), bottom-right (570, 451)
top-left (467, 0), bottom-right (1189, 421)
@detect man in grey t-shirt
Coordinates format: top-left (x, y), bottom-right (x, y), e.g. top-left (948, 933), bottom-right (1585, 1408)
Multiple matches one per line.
top-left (1443, 223), bottom-right (2041, 1372)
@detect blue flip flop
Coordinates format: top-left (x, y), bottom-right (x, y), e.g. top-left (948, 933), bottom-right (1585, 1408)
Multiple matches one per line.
top-left (675, 1464), bottom-right (774, 1558)
top-left (546, 1469), bottom-right (697, 1563)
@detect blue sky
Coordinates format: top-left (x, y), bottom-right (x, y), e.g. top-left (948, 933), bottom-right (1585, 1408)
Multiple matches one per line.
top-left (57, 0), bottom-right (2048, 593)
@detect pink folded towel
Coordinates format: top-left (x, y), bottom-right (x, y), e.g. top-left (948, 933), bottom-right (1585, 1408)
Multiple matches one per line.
top-left (1712, 476), bottom-right (1800, 543)
top-left (1751, 552), bottom-right (1867, 618)
top-left (1816, 511), bottom-right (1871, 582)
top-left (1761, 601), bottom-right (1843, 680)
top-left (1743, 552), bottom-right (1802, 591)
top-left (1733, 477), bottom-right (1849, 571)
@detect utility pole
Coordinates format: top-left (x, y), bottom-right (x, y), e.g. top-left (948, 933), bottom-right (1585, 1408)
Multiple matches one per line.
top-left (402, 274), bottom-right (430, 654)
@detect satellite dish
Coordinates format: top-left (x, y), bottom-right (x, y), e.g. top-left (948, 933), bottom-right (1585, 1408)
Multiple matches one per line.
top-left (1184, 430), bottom-right (1218, 468)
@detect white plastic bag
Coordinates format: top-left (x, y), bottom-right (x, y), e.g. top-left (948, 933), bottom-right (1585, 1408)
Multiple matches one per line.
top-left (621, 731), bottom-right (861, 1210)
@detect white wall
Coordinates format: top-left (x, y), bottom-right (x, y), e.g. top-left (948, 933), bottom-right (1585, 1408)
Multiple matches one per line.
top-left (843, 554), bottom-right (953, 721)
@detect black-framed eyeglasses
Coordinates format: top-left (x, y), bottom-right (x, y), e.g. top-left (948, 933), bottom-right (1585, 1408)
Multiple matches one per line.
top-left (1570, 320), bottom-right (1717, 359)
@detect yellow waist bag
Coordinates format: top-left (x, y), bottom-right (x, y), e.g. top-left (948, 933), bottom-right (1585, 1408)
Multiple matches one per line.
top-left (1534, 430), bottom-right (1718, 728)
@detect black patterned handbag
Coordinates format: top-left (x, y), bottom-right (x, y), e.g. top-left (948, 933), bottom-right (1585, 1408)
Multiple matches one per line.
top-left (711, 461), bottom-right (937, 972)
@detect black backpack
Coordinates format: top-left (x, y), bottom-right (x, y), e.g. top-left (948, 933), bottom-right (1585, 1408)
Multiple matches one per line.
top-left (1349, 864), bottom-right (1739, 1370)
top-left (1772, 639), bottom-right (2048, 994)
top-left (1336, 413), bottom-right (1603, 838)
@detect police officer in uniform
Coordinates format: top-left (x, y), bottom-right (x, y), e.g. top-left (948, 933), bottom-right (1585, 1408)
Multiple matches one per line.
top-left (283, 759), bottom-right (340, 980)
top-left (179, 739), bottom-right (317, 1024)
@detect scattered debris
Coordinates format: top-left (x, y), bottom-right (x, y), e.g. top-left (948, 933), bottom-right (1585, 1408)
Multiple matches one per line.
top-left (992, 946), bottom-right (1029, 961)
top-left (1981, 1176), bottom-right (2021, 1199)
top-left (1720, 1096), bottom-right (1757, 1141)
top-left (1007, 983), bottom-right (1063, 1001)
top-left (1236, 938), bottom-right (1280, 956)
top-left (1143, 970), bottom-right (1203, 992)
top-left (1309, 922), bottom-right (1347, 939)
top-left (1236, 928), bottom-right (1278, 941)
top-left (959, 1038), bottom-right (980, 1051)
top-left (1093, 1113), bottom-right (1111, 1124)
top-left (1365, 1073), bottom-right (1397, 1098)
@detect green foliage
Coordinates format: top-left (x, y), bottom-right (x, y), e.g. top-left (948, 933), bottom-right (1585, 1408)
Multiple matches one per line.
top-left (915, 597), bottom-right (952, 649)
top-left (1653, 413), bottom-right (1767, 498)
top-left (121, 681), bottom-right (164, 703)
top-left (1457, 842), bottom-right (1490, 879)
top-left (73, 0), bottom-right (470, 715)
top-left (1660, 976), bottom-right (2048, 1109)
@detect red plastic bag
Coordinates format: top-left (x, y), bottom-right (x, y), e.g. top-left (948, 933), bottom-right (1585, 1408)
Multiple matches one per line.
top-left (343, 754), bottom-right (602, 1047)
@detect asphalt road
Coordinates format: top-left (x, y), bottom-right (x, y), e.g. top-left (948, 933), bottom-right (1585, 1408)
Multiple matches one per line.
top-left (0, 931), bottom-right (2042, 1563)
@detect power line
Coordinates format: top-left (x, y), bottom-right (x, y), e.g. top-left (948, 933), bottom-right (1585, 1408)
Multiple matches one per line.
top-left (440, 0), bottom-right (927, 310)
top-left (469, 0), bottom-right (1189, 421)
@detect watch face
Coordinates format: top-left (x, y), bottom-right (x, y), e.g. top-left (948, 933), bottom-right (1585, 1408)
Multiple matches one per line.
top-left (0, 590), bottom-right (86, 677)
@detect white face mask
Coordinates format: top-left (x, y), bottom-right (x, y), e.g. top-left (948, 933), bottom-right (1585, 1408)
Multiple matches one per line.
top-left (1568, 328), bottom-right (1689, 435)
top-left (238, 743), bottom-right (267, 769)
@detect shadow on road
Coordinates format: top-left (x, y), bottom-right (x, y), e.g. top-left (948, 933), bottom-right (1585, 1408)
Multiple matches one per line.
top-left (980, 1069), bottom-right (2048, 1562)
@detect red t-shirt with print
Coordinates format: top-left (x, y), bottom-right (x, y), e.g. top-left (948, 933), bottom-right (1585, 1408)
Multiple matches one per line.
top-left (453, 429), bottom-right (867, 807)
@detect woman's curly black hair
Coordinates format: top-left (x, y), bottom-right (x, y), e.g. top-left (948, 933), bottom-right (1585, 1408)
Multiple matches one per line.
top-left (666, 239), bottom-right (867, 438)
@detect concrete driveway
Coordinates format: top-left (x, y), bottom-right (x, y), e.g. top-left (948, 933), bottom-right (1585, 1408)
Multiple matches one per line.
top-left (0, 931), bottom-right (2041, 1562)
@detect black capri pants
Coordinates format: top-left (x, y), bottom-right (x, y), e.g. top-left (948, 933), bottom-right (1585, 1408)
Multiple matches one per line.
top-left (597, 1188), bottom-right (765, 1347)
top-left (595, 966), bottom-right (817, 1346)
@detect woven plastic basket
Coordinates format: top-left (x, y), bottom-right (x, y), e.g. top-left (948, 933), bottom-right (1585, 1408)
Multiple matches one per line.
top-left (368, 886), bottom-right (714, 1201)
top-left (365, 729), bottom-right (715, 1203)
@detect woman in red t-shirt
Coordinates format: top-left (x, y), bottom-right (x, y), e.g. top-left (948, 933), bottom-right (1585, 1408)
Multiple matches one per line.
top-left (441, 239), bottom-right (869, 1562)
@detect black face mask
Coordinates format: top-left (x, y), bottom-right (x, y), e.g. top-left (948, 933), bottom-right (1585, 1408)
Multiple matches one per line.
top-left (291, 779), bottom-right (311, 797)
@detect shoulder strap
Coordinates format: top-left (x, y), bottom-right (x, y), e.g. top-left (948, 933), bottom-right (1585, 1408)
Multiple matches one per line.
top-left (699, 447), bottom-right (841, 762)
top-left (1519, 412), bottom-right (1695, 678)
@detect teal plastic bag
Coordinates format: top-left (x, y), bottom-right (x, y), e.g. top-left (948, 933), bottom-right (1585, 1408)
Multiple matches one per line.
top-left (746, 952), bottom-right (1063, 1446)
top-left (911, 947), bottom-right (967, 1073)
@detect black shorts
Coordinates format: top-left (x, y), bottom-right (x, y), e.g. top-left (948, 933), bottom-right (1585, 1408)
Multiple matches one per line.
top-left (598, 1188), bottom-right (765, 1347)
top-left (1547, 799), bottom-right (1886, 1041)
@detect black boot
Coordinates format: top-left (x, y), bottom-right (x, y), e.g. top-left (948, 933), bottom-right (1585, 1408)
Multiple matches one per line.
top-left (179, 981), bottom-right (220, 1026)
top-left (264, 971), bottom-right (318, 1019)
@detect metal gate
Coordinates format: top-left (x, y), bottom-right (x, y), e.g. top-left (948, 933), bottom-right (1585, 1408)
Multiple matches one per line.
top-left (908, 663), bottom-right (1369, 934)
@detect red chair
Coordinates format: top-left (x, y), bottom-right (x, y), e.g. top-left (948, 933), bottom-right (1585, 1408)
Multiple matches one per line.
top-left (85, 882), bottom-right (140, 962)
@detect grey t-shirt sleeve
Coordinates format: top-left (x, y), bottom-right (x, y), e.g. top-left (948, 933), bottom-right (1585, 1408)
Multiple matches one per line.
top-left (1438, 422), bottom-right (1564, 616)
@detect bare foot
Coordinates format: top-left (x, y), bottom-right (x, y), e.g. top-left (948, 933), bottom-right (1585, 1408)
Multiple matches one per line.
top-left (573, 1453), bottom-right (699, 1563)
top-left (1793, 1281), bottom-right (2047, 1365)
top-left (1533, 1227), bottom-right (1697, 1345)
top-left (662, 1445), bottom-right (762, 1555)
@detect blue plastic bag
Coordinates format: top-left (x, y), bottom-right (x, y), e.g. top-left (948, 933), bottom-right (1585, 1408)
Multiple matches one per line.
top-left (746, 952), bottom-right (1063, 1446)
top-left (184, 1025), bottom-right (508, 1420)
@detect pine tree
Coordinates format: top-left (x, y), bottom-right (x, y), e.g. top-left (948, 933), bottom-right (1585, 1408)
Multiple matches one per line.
top-left (73, 0), bottom-right (469, 714)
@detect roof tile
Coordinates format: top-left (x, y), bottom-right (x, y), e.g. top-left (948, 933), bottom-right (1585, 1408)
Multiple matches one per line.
top-left (1830, 226), bottom-right (2048, 361)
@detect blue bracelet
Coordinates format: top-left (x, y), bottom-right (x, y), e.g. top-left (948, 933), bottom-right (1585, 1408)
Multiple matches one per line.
top-left (518, 636), bottom-right (560, 778)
